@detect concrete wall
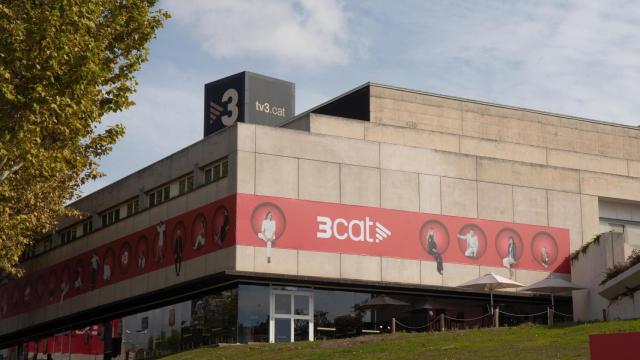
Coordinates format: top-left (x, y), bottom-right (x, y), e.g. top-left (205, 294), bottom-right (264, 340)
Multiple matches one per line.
top-left (234, 245), bottom-right (567, 290)
top-left (571, 232), bottom-right (634, 321)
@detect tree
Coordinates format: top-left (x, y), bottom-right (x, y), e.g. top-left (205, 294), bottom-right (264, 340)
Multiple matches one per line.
top-left (0, 1), bottom-right (169, 275)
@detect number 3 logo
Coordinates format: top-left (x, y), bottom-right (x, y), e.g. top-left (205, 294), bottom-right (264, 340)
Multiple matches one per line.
top-left (221, 88), bottom-right (239, 126)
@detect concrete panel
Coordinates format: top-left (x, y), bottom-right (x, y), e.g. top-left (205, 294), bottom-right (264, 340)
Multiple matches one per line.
top-left (166, 195), bottom-right (188, 220)
top-left (182, 254), bottom-right (206, 282)
top-left (298, 250), bottom-right (341, 278)
top-left (255, 154), bottom-right (298, 199)
top-left (237, 123), bottom-right (256, 152)
top-left (442, 263), bottom-right (480, 287)
top-left (370, 85), bottom-right (463, 110)
top-left (420, 260), bottom-right (444, 286)
top-left (477, 158), bottom-right (580, 193)
top-left (460, 137), bottom-right (546, 165)
top-left (623, 137), bottom-right (640, 161)
top-left (381, 169), bottom-right (419, 211)
top-left (255, 125), bottom-right (380, 167)
top-left (630, 161), bottom-right (640, 178)
top-left (581, 195), bottom-right (600, 244)
top-left (370, 96), bottom-right (462, 135)
top-left (547, 149), bottom-right (628, 176)
top-left (364, 123), bottom-right (459, 153)
top-left (299, 159), bottom-right (340, 203)
top-left (309, 114), bottom-right (365, 140)
top-left (235, 245), bottom-right (255, 272)
top-left (477, 182), bottom-right (513, 222)
top-left (541, 124), bottom-right (598, 154)
top-left (514, 269), bottom-right (555, 292)
top-left (441, 178), bottom-right (477, 218)
top-left (419, 174), bottom-right (441, 214)
top-left (340, 254), bottom-right (381, 282)
top-left (236, 150), bottom-right (256, 195)
top-left (479, 266), bottom-right (511, 281)
top-left (596, 133), bottom-right (625, 158)
top-left (548, 191), bottom-right (583, 252)
top-left (513, 187), bottom-right (548, 226)
top-left (581, 172), bottom-right (640, 202)
top-left (381, 257), bottom-right (420, 284)
top-left (128, 272), bottom-right (150, 298)
top-left (380, 143), bottom-right (476, 180)
top-left (254, 247), bottom-right (298, 275)
top-left (462, 109), bottom-right (542, 145)
top-left (340, 164), bottom-right (380, 207)
top-left (147, 203), bottom-right (168, 228)
top-left (205, 246), bottom-right (235, 274)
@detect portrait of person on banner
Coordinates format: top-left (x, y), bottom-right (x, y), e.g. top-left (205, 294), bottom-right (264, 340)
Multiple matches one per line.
top-left (251, 203), bottom-right (286, 264)
top-left (155, 220), bottom-right (166, 263)
top-left (258, 211), bottom-right (276, 263)
top-left (90, 251), bottom-right (100, 290)
top-left (212, 206), bottom-right (230, 246)
top-left (502, 236), bottom-right (517, 278)
top-left (458, 229), bottom-right (479, 258)
top-left (173, 222), bottom-right (186, 276)
top-left (426, 228), bottom-right (444, 275)
top-left (192, 213), bottom-right (207, 251)
top-left (531, 231), bottom-right (558, 270)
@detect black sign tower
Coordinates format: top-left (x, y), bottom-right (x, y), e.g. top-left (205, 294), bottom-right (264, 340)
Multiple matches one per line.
top-left (203, 71), bottom-right (295, 137)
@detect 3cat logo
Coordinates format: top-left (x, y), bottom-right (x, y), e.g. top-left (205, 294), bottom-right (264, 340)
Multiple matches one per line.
top-left (316, 216), bottom-right (391, 243)
top-left (208, 88), bottom-right (239, 127)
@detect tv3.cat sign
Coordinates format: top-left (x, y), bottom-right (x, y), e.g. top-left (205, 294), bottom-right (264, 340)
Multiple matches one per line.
top-left (203, 72), bottom-right (295, 137)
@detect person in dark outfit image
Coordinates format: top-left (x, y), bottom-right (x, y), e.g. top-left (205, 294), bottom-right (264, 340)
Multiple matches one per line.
top-left (174, 231), bottom-right (183, 276)
top-left (426, 228), bottom-right (444, 275)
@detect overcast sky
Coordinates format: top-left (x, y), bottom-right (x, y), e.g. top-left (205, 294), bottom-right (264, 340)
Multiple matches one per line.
top-left (84, 0), bottom-right (640, 196)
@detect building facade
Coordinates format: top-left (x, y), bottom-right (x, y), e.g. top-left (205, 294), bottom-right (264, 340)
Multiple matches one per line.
top-left (2, 73), bottom-right (640, 359)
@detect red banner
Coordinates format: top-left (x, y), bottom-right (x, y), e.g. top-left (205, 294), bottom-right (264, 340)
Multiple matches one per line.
top-left (0, 195), bottom-right (235, 321)
top-left (236, 194), bottom-right (570, 274)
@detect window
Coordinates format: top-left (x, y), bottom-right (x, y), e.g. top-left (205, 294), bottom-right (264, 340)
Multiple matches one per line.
top-left (59, 228), bottom-right (77, 244)
top-left (35, 236), bottom-right (52, 255)
top-left (178, 175), bottom-right (194, 195)
top-left (126, 198), bottom-right (140, 216)
top-left (204, 157), bottom-right (229, 184)
top-left (149, 185), bottom-right (170, 207)
top-left (82, 219), bottom-right (93, 235)
top-left (101, 208), bottom-right (121, 227)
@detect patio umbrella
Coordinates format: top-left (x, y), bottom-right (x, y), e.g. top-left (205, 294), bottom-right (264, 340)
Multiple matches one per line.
top-left (520, 276), bottom-right (584, 307)
top-left (358, 295), bottom-right (409, 326)
top-left (458, 273), bottom-right (525, 313)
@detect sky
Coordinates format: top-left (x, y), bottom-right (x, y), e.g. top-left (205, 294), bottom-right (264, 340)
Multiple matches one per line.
top-left (84, 0), bottom-right (640, 196)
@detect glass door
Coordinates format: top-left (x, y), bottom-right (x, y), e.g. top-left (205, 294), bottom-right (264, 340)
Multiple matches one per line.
top-left (269, 289), bottom-right (314, 343)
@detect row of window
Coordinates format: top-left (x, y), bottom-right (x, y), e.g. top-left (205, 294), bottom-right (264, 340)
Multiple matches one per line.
top-left (22, 157), bottom-right (229, 261)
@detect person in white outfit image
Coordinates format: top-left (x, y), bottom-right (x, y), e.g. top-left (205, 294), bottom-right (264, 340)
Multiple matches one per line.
top-left (193, 224), bottom-right (206, 250)
top-left (156, 221), bottom-right (165, 263)
top-left (457, 229), bottom-right (479, 258)
top-left (502, 236), bottom-right (517, 278)
top-left (258, 211), bottom-right (276, 263)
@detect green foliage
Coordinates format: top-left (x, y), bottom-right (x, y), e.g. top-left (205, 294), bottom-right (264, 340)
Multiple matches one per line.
top-left (0, 0), bottom-right (169, 275)
top-left (162, 319), bottom-right (640, 360)
top-left (601, 249), bottom-right (640, 286)
top-left (570, 233), bottom-right (602, 262)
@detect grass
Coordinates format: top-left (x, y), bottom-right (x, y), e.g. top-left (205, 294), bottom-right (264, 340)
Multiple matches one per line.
top-left (163, 319), bottom-right (640, 360)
